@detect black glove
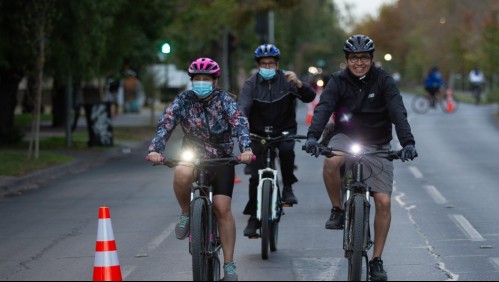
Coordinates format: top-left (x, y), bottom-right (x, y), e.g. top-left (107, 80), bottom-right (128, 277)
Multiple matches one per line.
top-left (304, 138), bottom-right (321, 158)
top-left (400, 144), bottom-right (418, 162)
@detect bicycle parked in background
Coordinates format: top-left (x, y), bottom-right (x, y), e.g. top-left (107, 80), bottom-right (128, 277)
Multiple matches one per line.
top-left (412, 87), bottom-right (460, 114)
top-left (307, 143), bottom-right (402, 281)
top-left (249, 129), bottom-right (307, 260)
top-left (148, 152), bottom-right (249, 281)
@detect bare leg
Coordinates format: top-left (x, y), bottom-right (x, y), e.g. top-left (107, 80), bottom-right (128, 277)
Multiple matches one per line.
top-left (173, 165), bottom-right (195, 214)
top-left (213, 195), bottom-right (236, 264)
top-left (371, 192), bottom-right (391, 259)
top-left (323, 156), bottom-right (345, 208)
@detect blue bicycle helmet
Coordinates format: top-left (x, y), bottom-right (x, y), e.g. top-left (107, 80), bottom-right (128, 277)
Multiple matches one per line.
top-left (253, 44), bottom-right (280, 62)
top-left (343, 34), bottom-right (375, 54)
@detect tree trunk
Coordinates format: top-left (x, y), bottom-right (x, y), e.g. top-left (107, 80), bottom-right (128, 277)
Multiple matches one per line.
top-left (0, 68), bottom-right (23, 145)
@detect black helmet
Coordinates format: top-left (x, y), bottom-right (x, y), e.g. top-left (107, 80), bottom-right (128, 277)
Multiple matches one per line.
top-left (343, 34), bottom-right (375, 54)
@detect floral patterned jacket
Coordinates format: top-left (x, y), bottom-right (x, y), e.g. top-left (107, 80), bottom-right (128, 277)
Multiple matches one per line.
top-left (148, 88), bottom-right (252, 158)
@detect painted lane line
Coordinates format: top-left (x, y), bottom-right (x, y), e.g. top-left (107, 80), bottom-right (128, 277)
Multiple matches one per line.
top-left (449, 214), bottom-right (485, 241)
top-left (408, 166), bottom-right (423, 179)
top-left (423, 185), bottom-right (447, 205)
top-left (489, 257), bottom-right (499, 271)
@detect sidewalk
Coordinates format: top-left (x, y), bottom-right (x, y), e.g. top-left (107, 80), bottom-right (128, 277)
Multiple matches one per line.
top-left (0, 107), bottom-right (162, 198)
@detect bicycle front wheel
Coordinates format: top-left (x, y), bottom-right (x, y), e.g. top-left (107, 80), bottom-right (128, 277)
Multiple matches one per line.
top-left (347, 195), bottom-right (365, 281)
top-left (270, 187), bottom-right (281, 252)
top-left (260, 179), bottom-right (272, 260)
top-left (439, 95), bottom-right (460, 113)
top-left (411, 95), bottom-right (430, 114)
top-left (191, 198), bottom-right (209, 281)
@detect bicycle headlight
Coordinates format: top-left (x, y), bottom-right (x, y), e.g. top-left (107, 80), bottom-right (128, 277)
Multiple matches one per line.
top-left (350, 144), bottom-right (361, 155)
top-left (180, 150), bottom-right (195, 161)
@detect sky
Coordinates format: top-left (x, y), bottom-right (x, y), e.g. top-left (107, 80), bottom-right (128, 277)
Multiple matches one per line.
top-left (335, 0), bottom-right (396, 18)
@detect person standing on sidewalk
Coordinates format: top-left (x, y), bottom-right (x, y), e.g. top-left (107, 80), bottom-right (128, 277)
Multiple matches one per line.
top-left (147, 58), bottom-right (254, 281)
top-left (304, 34), bottom-right (418, 281)
top-left (238, 43), bottom-right (316, 237)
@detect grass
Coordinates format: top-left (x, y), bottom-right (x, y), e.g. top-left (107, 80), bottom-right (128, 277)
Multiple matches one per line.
top-left (0, 150), bottom-right (73, 177)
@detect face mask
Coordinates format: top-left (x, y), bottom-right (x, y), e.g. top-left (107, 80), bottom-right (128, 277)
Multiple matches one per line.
top-left (259, 68), bottom-right (276, 80)
top-left (192, 81), bottom-right (213, 99)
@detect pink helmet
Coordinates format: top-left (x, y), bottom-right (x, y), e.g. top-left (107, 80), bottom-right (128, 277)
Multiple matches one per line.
top-left (188, 58), bottom-right (221, 78)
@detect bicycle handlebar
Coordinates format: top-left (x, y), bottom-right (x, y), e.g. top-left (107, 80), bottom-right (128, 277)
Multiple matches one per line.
top-left (146, 155), bottom-right (255, 168)
top-left (301, 144), bottom-right (402, 161)
top-left (250, 133), bottom-right (307, 145)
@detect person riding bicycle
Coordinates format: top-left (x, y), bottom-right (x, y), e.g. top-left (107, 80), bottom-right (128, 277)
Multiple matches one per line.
top-left (304, 34), bottom-right (418, 281)
top-left (147, 57), bottom-right (254, 281)
top-left (238, 43), bottom-right (316, 237)
top-left (424, 66), bottom-right (446, 108)
top-left (468, 67), bottom-right (485, 104)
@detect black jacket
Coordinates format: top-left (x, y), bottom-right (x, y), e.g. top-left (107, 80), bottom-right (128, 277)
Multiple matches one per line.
top-left (238, 70), bottom-right (316, 137)
top-left (307, 66), bottom-right (415, 147)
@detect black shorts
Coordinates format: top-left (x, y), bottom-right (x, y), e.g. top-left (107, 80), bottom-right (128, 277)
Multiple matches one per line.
top-left (202, 164), bottom-right (235, 197)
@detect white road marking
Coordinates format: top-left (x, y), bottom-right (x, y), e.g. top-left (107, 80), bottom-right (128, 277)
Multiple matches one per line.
top-left (292, 257), bottom-right (341, 281)
top-left (449, 214), bottom-right (485, 241)
top-left (489, 257), bottom-right (499, 271)
top-left (408, 166), bottom-right (423, 179)
top-left (423, 185), bottom-right (447, 204)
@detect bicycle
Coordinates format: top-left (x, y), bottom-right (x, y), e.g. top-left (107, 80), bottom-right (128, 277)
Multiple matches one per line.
top-left (411, 88), bottom-right (460, 114)
top-left (470, 83), bottom-right (483, 105)
top-left (249, 128), bottom-right (307, 260)
top-left (147, 151), bottom-right (248, 281)
top-left (303, 143), bottom-right (402, 281)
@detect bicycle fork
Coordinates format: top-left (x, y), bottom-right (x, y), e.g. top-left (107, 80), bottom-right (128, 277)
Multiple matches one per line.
top-left (256, 167), bottom-right (279, 221)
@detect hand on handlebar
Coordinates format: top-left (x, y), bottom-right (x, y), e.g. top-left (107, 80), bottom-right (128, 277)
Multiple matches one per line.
top-left (304, 138), bottom-right (321, 158)
top-left (239, 150), bottom-right (255, 164)
top-left (146, 152), bottom-right (163, 164)
top-left (400, 144), bottom-right (418, 162)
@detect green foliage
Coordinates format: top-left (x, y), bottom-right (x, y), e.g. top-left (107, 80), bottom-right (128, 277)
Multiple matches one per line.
top-left (0, 150), bottom-right (72, 176)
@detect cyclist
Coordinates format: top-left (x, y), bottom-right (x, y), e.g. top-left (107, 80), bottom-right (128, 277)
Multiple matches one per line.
top-left (424, 66), bottom-right (446, 108)
top-left (468, 67), bottom-right (485, 104)
top-left (238, 43), bottom-right (316, 237)
top-left (147, 58), bottom-right (254, 281)
top-left (304, 35), bottom-right (418, 281)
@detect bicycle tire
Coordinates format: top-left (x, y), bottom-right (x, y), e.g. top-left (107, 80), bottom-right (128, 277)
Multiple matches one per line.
top-left (191, 198), bottom-right (209, 281)
top-left (439, 95), bottom-right (460, 113)
top-left (411, 95), bottom-right (430, 114)
top-left (347, 195), bottom-right (365, 281)
top-left (208, 253), bottom-right (220, 281)
top-left (269, 187), bottom-right (281, 252)
top-left (260, 179), bottom-right (272, 260)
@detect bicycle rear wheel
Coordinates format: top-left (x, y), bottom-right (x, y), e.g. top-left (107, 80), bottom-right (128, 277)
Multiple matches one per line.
top-left (439, 95), bottom-right (460, 113)
top-left (191, 198), bottom-right (209, 281)
top-left (260, 179), bottom-right (272, 260)
top-left (347, 195), bottom-right (365, 281)
top-left (411, 95), bottom-right (430, 114)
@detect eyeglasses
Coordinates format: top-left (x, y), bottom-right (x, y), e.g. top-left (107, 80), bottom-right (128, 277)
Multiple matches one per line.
top-left (348, 56), bottom-right (371, 63)
top-left (259, 62), bottom-right (277, 68)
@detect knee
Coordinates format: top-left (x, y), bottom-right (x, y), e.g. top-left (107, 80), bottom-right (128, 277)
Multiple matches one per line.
top-left (214, 204), bottom-right (231, 219)
top-left (173, 167), bottom-right (193, 187)
top-left (323, 157), bottom-right (342, 173)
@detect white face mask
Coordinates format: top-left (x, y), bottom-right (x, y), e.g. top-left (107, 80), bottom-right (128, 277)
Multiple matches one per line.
top-left (192, 81), bottom-right (213, 99)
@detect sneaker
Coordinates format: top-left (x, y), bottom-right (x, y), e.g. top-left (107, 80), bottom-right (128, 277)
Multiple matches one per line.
top-left (325, 207), bottom-right (344, 229)
top-left (175, 213), bottom-right (190, 240)
top-left (369, 257), bottom-right (388, 281)
top-left (243, 216), bottom-right (260, 237)
top-left (222, 261), bottom-right (238, 281)
top-left (282, 186), bottom-right (298, 205)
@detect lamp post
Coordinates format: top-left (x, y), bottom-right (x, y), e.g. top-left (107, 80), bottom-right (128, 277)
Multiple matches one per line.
top-left (161, 42), bottom-right (171, 90)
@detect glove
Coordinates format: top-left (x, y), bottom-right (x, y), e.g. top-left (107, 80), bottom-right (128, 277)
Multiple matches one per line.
top-left (304, 138), bottom-right (321, 158)
top-left (400, 144), bottom-right (418, 162)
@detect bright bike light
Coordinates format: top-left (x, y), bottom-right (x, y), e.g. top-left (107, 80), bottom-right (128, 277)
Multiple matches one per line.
top-left (181, 150), bottom-right (195, 161)
top-left (350, 144), bottom-right (361, 155)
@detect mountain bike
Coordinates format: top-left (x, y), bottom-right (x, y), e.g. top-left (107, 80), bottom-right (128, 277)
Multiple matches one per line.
top-left (250, 128), bottom-right (307, 260)
top-left (147, 152), bottom-right (248, 281)
top-left (304, 143), bottom-right (402, 281)
top-left (412, 88), bottom-right (460, 114)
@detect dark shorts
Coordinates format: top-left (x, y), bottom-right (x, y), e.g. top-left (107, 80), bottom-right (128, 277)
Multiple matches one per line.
top-left (203, 164), bottom-right (235, 197)
top-left (328, 133), bottom-right (394, 195)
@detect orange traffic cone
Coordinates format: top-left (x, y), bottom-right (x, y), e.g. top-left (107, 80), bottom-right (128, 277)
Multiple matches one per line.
top-left (93, 207), bottom-right (122, 281)
top-left (234, 174), bottom-right (242, 184)
top-left (446, 88), bottom-right (455, 113)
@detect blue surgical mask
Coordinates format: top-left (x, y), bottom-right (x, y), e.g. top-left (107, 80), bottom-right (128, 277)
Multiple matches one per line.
top-left (192, 81), bottom-right (213, 99)
top-left (259, 68), bottom-right (276, 80)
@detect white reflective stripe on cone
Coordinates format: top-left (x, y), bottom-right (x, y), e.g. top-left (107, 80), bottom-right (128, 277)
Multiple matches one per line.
top-left (94, 251), bottom-right (120, 267)
top-left (97, 219), bottom-right (115, 241)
